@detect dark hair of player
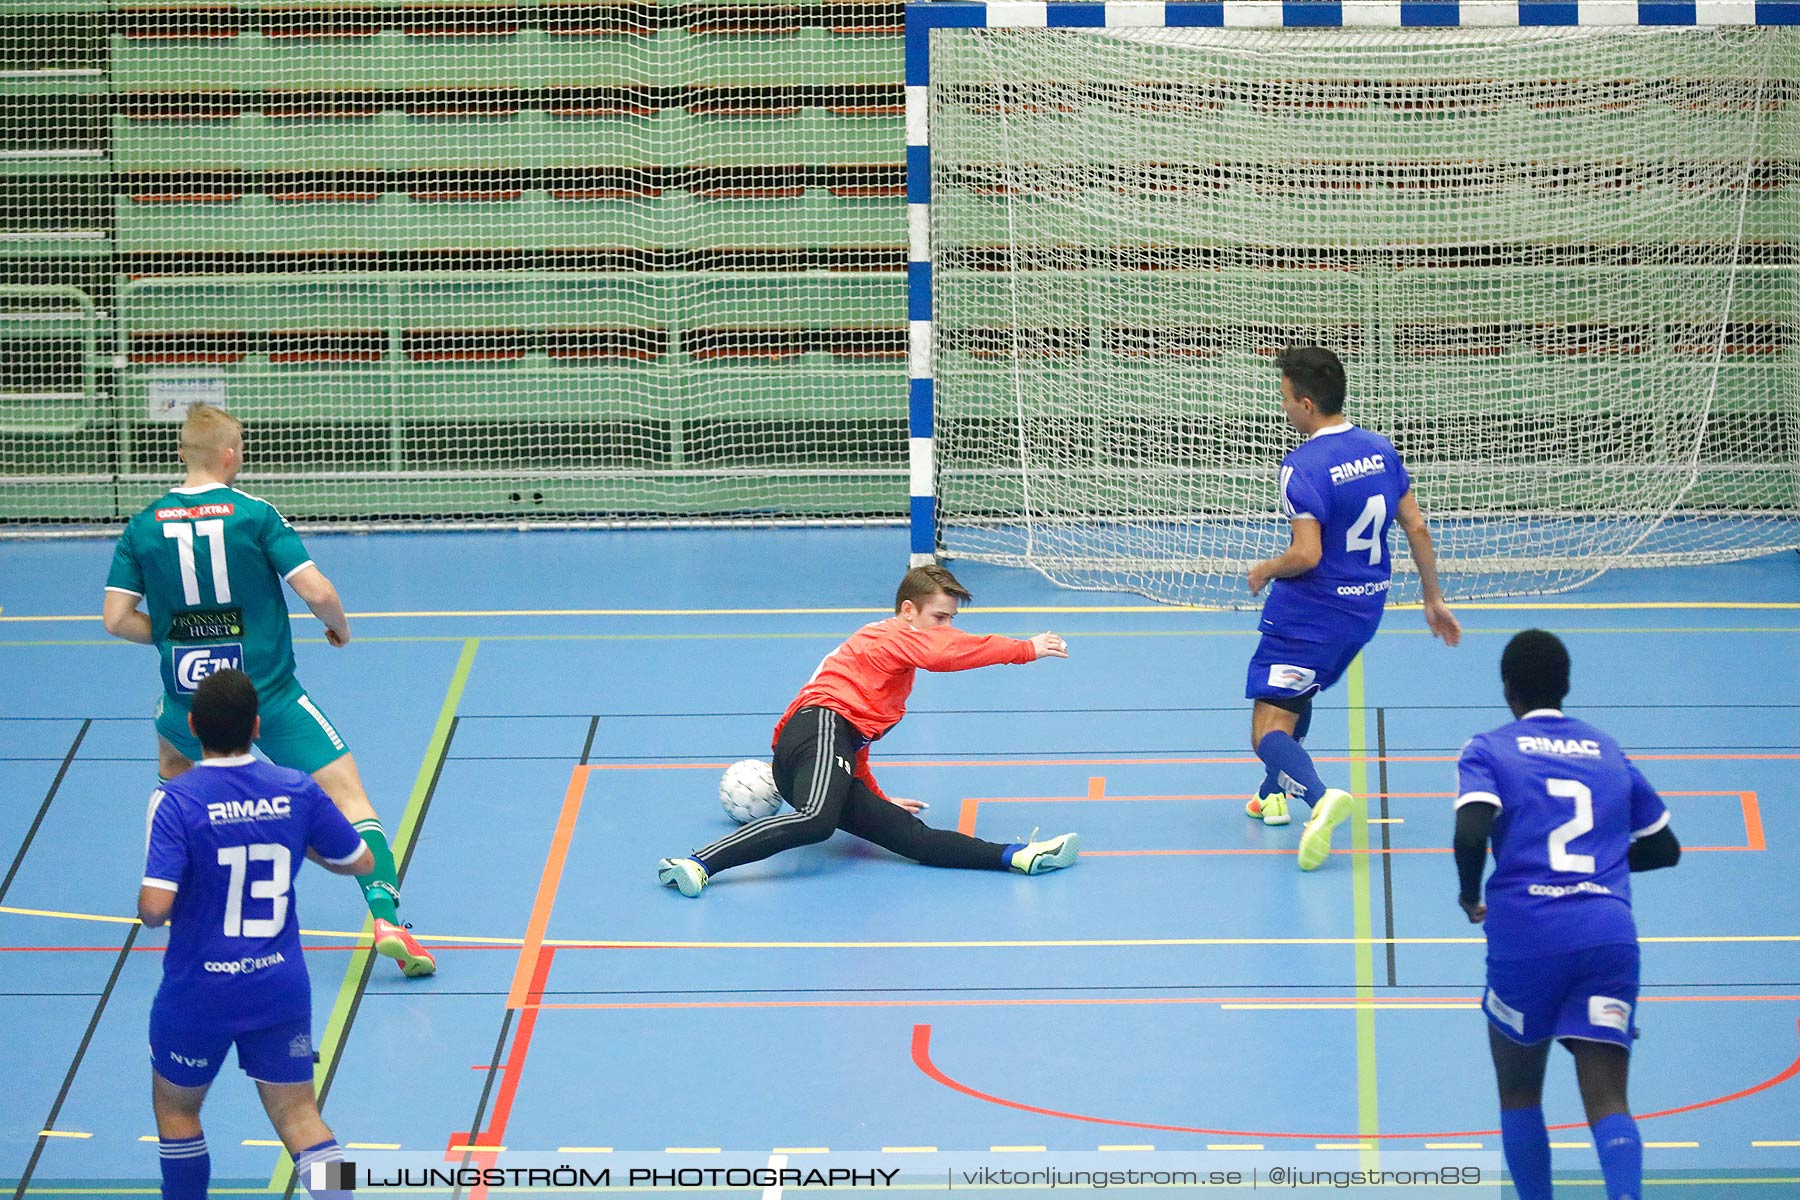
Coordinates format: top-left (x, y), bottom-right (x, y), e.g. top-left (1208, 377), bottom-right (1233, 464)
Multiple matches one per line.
top-left (1275, 345), bottom-right (1348, 415)
top-left (895, 564), bottom-right (973, 613)
top-left (1500, 628), bottom-right (1571, 712)
top-left (190, 668), bottom-right (259, 754)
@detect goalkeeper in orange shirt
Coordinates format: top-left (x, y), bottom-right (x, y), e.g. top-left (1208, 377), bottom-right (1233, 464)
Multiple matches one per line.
top-left (657, 565), bottom-right (1078, 896)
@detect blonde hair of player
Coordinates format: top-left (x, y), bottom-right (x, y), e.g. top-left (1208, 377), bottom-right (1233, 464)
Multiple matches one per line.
top-left (180, 404), bottom-right (243, 479)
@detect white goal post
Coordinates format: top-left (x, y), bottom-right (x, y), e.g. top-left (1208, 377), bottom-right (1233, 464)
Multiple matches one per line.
top-left (905, 1), bottom-right (1800, 605)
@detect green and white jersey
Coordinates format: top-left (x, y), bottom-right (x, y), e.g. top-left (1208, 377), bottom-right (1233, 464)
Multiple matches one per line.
top-left (106, 482), bottom-right (313, 703)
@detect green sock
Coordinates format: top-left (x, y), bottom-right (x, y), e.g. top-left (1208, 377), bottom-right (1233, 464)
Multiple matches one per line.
top-left (353, 820), bottom-right (400, 924)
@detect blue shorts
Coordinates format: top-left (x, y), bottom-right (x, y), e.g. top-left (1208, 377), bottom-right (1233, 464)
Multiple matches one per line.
top-left (1484, 943), bottom-right (1640, 1048)
top-left (149, 1012), bottom-right (315, 1088)
top-left (1245, 630), bottom-right (1369, 703)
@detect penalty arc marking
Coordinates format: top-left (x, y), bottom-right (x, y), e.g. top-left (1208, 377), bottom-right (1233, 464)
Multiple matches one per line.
top-left (909, 1021), bottom-right (1800, 1141)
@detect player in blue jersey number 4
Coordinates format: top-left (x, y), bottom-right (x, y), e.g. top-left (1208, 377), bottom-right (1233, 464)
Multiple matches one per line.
top-left (1456, 630), bottom-right (1681, 1200)
top-left (1244, 346), bottom-right (1460, 868)
top-left (140, 669), bottom-right (370, 1199)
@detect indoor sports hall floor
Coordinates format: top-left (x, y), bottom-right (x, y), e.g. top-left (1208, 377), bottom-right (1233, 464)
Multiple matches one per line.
top-left (3, 529), bottom-right (1798, 1198)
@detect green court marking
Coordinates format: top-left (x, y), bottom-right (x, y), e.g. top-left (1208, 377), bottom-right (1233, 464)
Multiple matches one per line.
top-left (7, 627), bottom-right (1800, 651)
top-left (266, 637), bottom-right (478, 1196)
top-left (1345, 656), bottom-right (1380, 1169)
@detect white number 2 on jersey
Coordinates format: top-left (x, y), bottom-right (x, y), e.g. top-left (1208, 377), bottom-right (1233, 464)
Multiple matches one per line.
top-left (163, 518), bottom-right (233, 605)
top-left (217, 843), bottom-right (291, 937)
top-left (1345, 495), bottom-right (1387, 566)
top-left (1545, 778), bottom-right (1597, 875)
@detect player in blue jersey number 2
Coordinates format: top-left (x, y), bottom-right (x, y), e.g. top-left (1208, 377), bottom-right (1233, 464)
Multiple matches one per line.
top-left (1244, 346), bottom-right (1461, 868)
top-left (1456, 630), bottom-right (1682, 1200)
top-left (139, 670), bottom-right (369, 1200)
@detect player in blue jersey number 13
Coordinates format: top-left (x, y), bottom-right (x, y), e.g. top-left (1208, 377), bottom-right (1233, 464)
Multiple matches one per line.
top-left (1456, 631), bottom-right (1681, 1200)
top-left (1244, 346), bottom-right (1460, 868)
top-left (140, 670), bottom-right (369, 1200)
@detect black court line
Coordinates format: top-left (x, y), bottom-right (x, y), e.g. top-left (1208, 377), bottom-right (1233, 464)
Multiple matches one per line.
top-left (286, 719), bottom-right (462, 1199)
top-left (396, 717), bottom-right (458, 884)
top-left (452, 1008), bottom-right (516, 1196)
top-left (11, 923), bottom-right (138, 1200)
top-left (0, 720), bottom-right (89, 908)
top-left (1377, 708), bottom-right (1397, 989)
top-left (451, 715), bottom-right (597, 1200)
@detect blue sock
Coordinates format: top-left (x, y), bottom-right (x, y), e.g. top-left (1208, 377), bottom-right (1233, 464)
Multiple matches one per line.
top-left (1000, 842), bottom-right (1025, 868)
top-left (1257, 765), bottom-right (1283, 798)
top-left (1592, 1112), bottom-right (1643, 1200)
top-left (294, 1138), bottom-right (351, 1199)
top-left (1499, 1106), bottom-right (1552, 1200)
top-left (158, 1135), bottom-right (208, 1200)
top-left (1255, 731), bottom-right (1328, 809)
top-left (1292, 707), bottom-right (1312, 742)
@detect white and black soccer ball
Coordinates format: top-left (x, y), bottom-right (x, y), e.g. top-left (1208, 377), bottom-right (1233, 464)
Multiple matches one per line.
top-left (719, 759), bottom-right (784, 825)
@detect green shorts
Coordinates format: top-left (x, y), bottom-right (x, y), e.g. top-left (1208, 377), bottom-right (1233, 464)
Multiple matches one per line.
top-left (155, 683), bottom-right (350, 774)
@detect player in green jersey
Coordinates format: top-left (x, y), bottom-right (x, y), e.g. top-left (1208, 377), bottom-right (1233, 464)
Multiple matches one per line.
top-left (103, 403), bottom-right (435, 978)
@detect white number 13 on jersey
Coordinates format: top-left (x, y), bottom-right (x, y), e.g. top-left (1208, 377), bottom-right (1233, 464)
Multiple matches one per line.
top-left (1345, 495), bottom-right (1387, 565)
top-left (164, 518), bottom-right (233, 605)
top-left (218, 843), bottom-right (291, 937)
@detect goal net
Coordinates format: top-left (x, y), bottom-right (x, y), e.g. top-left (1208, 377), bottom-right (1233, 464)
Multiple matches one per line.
top-left (925, 23), bottom-right (1800, 604)
top-left (3, 2), bottom-right (910, 527)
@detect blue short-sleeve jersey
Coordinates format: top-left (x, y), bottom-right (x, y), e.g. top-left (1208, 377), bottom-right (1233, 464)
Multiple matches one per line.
top-left (142, 755), bottom-right (364, 1032)
top-left (1260, 423), bottom-right (1412, 643)
top-left (1457, 710), bottom-right (1670, 960)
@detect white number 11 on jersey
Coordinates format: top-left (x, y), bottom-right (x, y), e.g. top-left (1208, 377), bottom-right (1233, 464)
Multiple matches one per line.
top-left (164, 518), bottom-right (233, 605)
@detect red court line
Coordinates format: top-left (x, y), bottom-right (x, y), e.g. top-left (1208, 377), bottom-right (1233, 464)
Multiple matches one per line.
top-left (507, 766), bottom-right (591, 1010)
top-left (910, 1019), bottom-right (1800, 1141)
top-left (1744, 791), bottom-right (1767, 851)
top-left (529, 994), bottom-right (1800, 1013)
top-left (447, 764), bottom-right (589, 1187)
top-left (586, 753), bottom-right (1800, 771)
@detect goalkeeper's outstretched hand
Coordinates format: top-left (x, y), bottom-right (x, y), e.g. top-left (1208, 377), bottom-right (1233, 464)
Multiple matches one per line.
top-left (1030, 632), bottom-right (1069, 659)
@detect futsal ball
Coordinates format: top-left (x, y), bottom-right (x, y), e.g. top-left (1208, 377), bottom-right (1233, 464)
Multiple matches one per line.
top-left (720, 759), bottom-right (784, 825)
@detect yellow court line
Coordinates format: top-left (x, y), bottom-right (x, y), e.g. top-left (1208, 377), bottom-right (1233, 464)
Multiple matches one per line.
top-left (38, 1131), bottom-right (90, 1139)
top-left (4, 902), bottom-right (1796, 950)
top-left (1646, 1142), bottom-right (1702, 1149)
top-left (5, 599), bottom-right (1799, 623)
top-left (1753, 1142), bottom-right (1800, 1148)
top-left (1552, 1142), bottom-right (1593, 1149)
top-left (345, 1143), bottom-right (401, 1151)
